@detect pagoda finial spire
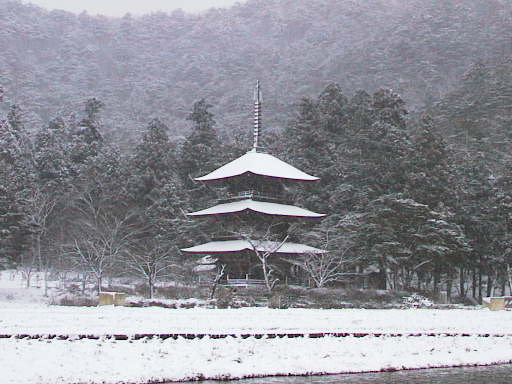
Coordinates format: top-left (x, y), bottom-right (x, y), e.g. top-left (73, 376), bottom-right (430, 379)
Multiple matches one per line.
top-left (253, 80), bottom-right (262, 152)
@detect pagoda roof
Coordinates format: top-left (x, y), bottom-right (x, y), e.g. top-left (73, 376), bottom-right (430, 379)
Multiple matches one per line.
top-left (187, 199), bottom-right (325, 218)
top-left (181, 240), bottom-right (326, 254)
top-left (195, 150), bottom-right (319, 182)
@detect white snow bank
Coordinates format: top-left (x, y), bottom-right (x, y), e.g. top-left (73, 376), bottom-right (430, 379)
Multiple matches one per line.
top-left (2, 302), bottom-right (512, 383)
top-left (0, 270), bottom-right (50, 304)
top-left (2, 334), bottom-right (512, 384)
top-left (1, 304), bottom-right (511, 335)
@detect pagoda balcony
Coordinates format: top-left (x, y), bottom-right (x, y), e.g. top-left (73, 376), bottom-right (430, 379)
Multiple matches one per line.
top-left (210, 232), bottom-right (241, 241)
top-left (217, 190), bottom-right (293, 205)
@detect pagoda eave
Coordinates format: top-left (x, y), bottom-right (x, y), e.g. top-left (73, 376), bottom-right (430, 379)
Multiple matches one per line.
top-left (194, 151), bottom-right (319, 182)
top-left (186, 199), bottom-right (325, 218)
top-left (181, 240), bottom-right (326, 255)
top-left (195, 170), bottom-right (320, 182)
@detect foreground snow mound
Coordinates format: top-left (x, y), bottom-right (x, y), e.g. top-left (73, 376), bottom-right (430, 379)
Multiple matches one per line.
top-left (2, 335), bottom-right (512, 384)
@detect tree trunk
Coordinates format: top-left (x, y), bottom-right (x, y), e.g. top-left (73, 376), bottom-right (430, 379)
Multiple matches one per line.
top-left (209, 264), bottom-right (226, 300)
top-left (25, 271), bottom-right (31, 288)
top-left (433, 264), bottom-right (440, 298)
top-left (472, 268), bottom-right (477, 298)
top-left (404, 267), bottom-right (412, 291)
top-left (44, 265), bottom-right (49, 297)
top-left (81, 272), bottom-right (87, 295)
top-left (446, 270), bottom-right (453, 302)
top-left (478, 265), bottom-right (482, 302)
top-left (507, 265), bottom-right (512, 295)
top-left (35, 234), bottom-right (42, 272)
top-left (377, 259), bottom-right (387, 290)
top-left (459, 267), bottom-right (465, 298)
top-left (148, 275), bottom-right (154, 299)
top-left (210, 281), bottom-right (219, 300)
top-left (261, 258), bottom-right (273, 294)
top-left (486, 268), bottom-right (494, 297)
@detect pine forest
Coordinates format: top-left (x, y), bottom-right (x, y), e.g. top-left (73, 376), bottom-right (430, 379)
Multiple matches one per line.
top-left (1, 0), bottom-right (512, 303)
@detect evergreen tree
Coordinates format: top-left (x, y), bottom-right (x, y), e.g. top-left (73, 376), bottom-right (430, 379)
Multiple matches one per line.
top-left (127, 117), bottom-right (193, 248)
top-left (33, 117), bottom-right (74, 188)
top-left (491, 163), bottom-right (512, 295)
top-left (129, 118), bottom-right (177, 204)
top-left (0, 118), bottom-right (33, 268)
top-left (70, 98), bottom-right (105, 165)
top-left (339, 88), bottom-right (412, 207)
top-left (281, 84), bottom-right (348, 213)
top-left (283, 97), bottom-right (324, 174)
top-left (355, 194), bottom-right (469, 292)
top-left (406, 114), bottom-right (454, 209)
top-left (452, 151), bottom-right (495, 300)
top-left (7, 105), bottom-right (25, 141)
top-left (317, 83), bottom-right (348, 136)
top-left (179, 99), bottom-right (223, 185)
top-left (178, 99), bottom-right (223, 210)
top-left (372, 88), bottom-right (408, 130)
top-left (0, 164), bottom-right (31, 268)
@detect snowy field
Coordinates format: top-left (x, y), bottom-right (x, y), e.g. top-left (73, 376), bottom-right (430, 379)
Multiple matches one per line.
top-left (1, 303), bottom-right (512, 335)
top-left (1, 270), bottom-right (512, 383)
top-left (2, 303), bottom-right (512, 383)
top-left (3, 333), bottom-right (512, 384)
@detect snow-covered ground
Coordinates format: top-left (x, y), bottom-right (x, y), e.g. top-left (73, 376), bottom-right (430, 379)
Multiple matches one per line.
top-left (1, 303), bottom-right (512, 383)
top-left (2, 303), bottom-right (512, 335)
top-left (2, 270), bottom-right (512, 384)
top-left (3, 333), bottom-right (512, 384)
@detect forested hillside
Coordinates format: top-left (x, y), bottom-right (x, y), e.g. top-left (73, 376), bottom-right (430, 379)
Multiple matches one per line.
top-left (1, 0), bottom-right (511, 144)
top-left (432, 59), bottom-right (512, 168)
top-left (1, 0), bottom-right (512, 301)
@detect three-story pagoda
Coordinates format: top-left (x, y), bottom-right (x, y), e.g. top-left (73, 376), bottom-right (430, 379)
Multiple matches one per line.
top-left (181, 82), bottom-right (325, 282)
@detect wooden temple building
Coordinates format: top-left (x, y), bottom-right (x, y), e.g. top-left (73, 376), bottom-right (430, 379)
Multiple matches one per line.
top-left (181, 82), bottom-right (325, 284)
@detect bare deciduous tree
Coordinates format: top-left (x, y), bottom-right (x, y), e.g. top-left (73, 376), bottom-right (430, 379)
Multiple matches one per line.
top-left (24, 186), bottom-right (57, 294)
top-left (295, 227), bottom-right (359, 288)
top-left (26, 187), bottom-right (56, 269)
top-left (209, 263), bottom-right (226, 300)
top-left (247, 237), bottom-right (288, 294)
top-left (299, 248), bottom-right (355, 288)
top-left (67, 190), bottom-right (138, 293)
top-left (124, 240), bottom-right (176, 299)
top-left (18, 251), bottom-right (37, 289)
top-left (238, 223), bottom-right (291, 294)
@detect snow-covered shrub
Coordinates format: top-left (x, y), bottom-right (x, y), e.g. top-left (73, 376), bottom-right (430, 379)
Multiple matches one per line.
top-left (268, 293), bottom-right (290, 309)
top-left (401, 293), bottom-right (433, 308)
top-left (125, 297), bottom-right (211, 308)
top-left (53, 294), bottom-right (98, 307)
top-left (155, 284), bottom-right (202, 299)
top-left (214, 286), bottom-right (235, 308)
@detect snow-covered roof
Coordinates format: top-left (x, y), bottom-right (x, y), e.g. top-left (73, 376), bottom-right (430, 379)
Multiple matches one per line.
top-left (187, 199), bottom-right (325, 218)
top-left (181, 240), bottom-right (326, 254)
top-left (195, 150), bottom-right (319, 181)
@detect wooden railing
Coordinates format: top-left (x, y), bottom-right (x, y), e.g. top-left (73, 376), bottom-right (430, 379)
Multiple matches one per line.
top-left (217, 190), bottom-right (292, 205)
top-left (210, 233), bottom-right (240, 241)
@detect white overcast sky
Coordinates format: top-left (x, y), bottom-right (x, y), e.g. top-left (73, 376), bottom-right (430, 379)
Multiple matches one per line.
top-left (25, 0), bottom-right (243, 16)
